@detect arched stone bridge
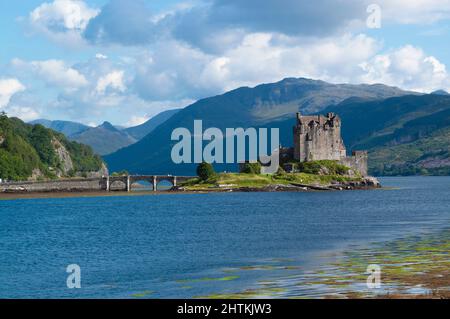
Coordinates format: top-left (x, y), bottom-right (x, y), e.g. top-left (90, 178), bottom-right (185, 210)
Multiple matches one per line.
top-left (106, 175), bottom-right (195, 192)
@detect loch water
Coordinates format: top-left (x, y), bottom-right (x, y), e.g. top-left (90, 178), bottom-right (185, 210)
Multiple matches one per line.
top-left (0, 176), bottom-right (449, 298)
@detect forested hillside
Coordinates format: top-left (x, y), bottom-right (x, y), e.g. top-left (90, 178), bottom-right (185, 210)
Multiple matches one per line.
top-left (0, 112), bottom-right (105, 181)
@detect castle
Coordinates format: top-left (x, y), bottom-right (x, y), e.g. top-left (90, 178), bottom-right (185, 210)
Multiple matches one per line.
top-left (281, 112), bottom-right (368, 176)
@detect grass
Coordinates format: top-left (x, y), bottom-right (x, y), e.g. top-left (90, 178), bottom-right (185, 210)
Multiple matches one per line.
top-left (180, 160), bottom-right (365, 191)
top-left (180, 172), bottom-right (362, 191)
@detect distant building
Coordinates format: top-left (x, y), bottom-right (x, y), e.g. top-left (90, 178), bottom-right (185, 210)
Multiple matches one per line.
top-left (242, 112), bottom-right (368, 176)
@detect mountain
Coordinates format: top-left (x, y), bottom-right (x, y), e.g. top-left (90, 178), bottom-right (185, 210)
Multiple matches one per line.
top-left (431, 90), bottom-right (450, 96)
top-left (30, 119), bottom-right (90, 137)
top-left (0, 113), bottom-right (106, 181)
top-left (125, 109), bottom-right (180, 140)
top-left (30, 110), bottom-right (181, 155)
top-left (70, 121), bottom-right (137, 156)
top-left (105, 77), bottom-right (410, 175)
top-left (322, 94), bottom-right (450, 175)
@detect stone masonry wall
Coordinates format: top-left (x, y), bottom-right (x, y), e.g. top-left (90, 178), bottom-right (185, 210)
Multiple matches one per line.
top-left (0, 178), bottom-right (107, 193)
top-left (339, 151), bottom-right (368, 177)
top-left (294, 113), bottom-right (347, 162)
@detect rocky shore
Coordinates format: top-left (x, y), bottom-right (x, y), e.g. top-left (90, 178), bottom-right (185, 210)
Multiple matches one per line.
top-left (174, 177), bottom-right (381, 193)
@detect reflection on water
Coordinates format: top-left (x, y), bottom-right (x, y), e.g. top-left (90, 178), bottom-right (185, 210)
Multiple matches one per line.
top-left (131, 180), bottom-right (173, 192)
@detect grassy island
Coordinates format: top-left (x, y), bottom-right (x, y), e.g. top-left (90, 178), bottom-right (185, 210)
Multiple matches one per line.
top-left (179, 160), bottom-right (378, 192)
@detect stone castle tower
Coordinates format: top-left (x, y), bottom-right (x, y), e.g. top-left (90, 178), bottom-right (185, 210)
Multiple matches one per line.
top-left (293, 112), bottom-right (347, 162)
top-left (290, 112), bottom-right (368, 176)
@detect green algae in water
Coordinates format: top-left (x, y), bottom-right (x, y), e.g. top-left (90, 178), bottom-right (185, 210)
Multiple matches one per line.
top-left (131, 290), bottom-right (154, 298)
top-left (176, 275), bottom-right (239, 284)
top-left (193, 228), bottom-right (449, 299)
top-left (195, 287), bottom-right (287, 299)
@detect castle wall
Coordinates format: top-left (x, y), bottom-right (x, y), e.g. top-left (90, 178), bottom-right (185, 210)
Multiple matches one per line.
top-left (339, 151), bottom-right (368, 177)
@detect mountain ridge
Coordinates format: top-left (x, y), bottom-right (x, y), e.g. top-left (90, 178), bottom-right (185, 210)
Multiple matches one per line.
top-left (125, 109), bottom-right (180, 140)
top-left (30, 119), bottom-right (90, 137)
top-left (70, 121), bottom-right (137, 156)
top-left (32, 109), bottom-right (182, 155)
top-left (104, 77), bottom-right (413, 175)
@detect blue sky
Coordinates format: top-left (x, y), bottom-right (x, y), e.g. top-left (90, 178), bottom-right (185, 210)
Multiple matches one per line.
top-left (1, 0), bottom-right (450, 126)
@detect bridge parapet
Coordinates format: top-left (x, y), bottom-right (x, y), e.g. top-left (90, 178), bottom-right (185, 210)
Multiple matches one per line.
top-left (106, 175), bottom-right (196, 192)
top-left (0, 175), bottom-right (196, 193)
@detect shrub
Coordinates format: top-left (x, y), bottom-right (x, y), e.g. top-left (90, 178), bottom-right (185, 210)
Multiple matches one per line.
top-left (240, 162), bottom-right (262, 174)
top-left (297, 160), bottom-right (350, 176)
top-left (197, 162), bottom-right (216, 181)
top-left (112, 170), bottom-right (129, 177)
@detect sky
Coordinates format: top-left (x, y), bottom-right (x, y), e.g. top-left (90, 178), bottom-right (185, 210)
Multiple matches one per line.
top-left (0, 0), bottom-right (450, 127)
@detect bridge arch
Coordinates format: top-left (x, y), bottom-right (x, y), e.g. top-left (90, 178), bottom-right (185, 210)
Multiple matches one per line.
top-left (129, 177), bottom-right (154, 192)
top-left (109, 180), bottom-right (127, 191)
top-left (104, 175), bottom-right (193, 192)
top-left (155, 178), bottom-right (174, 191)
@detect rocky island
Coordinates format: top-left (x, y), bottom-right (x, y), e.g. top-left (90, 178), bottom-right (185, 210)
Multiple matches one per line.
top-left (176, 160), bottom-right (380, 193)
top-left (177, 112), bottom-right (381, 193)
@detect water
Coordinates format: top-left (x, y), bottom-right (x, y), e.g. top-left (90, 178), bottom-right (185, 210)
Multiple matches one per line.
top-left (0, 176), bottom-right (449, 298)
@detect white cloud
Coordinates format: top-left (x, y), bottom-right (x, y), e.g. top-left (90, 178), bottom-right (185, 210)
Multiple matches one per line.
top-left (130, 31), bottom-right (450, 102)
top-left (133, 33), bottom-right (383, 101)
top-left (126, 115), bottom-right (149, 127)
top-left (359, 45), bottom-right (449, 92)
top-left (15, 0), bottom-right (450, 126)
top-left (378, 0), bottom-right (450, 24)
top-left (95, 53), bottom-right (108, 60)
top-left (95, 70), bottom-right (126, 95)
top-left (30, 0), bottom-right (99, 31)
top-left (23, 59), bottom-right (89, 91)
top-left (79, 0), bottom-right (450, 52)
top-left (29, 0), bottom-right (99, 46)
top-left (3, 106), bottom-right (40, 122)
top-left (0, 78), bottom-right (26, 108)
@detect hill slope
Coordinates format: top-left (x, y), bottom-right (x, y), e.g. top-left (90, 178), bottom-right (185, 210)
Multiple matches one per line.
top-left (71, 122), bottom-right (137, 156)
top-left (105, 78), bottom-right (410, 175)
top-left (0, 113), bottom-right (106, 181)
top-left (30, 119), bottom-right (90, 137)
top-left (125, 109), bottom-right (180, 140)
top-left (322, 94), bottom-right (450, 175)
top-left (369, 127), bottom-right (450, 175)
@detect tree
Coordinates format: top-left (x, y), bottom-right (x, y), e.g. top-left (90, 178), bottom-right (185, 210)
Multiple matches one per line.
top-left (240, 162), bottom-right (262, 174)
top-left (112, 170), bottom-right (129, 176)
top-left (30, 124), bottom-right (57, 166)
top-left (197, 162), bottom-right (216, 181)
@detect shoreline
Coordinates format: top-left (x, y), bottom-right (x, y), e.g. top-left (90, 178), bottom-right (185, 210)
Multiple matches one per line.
top-left (0, 183), bottom-right (382, 201)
